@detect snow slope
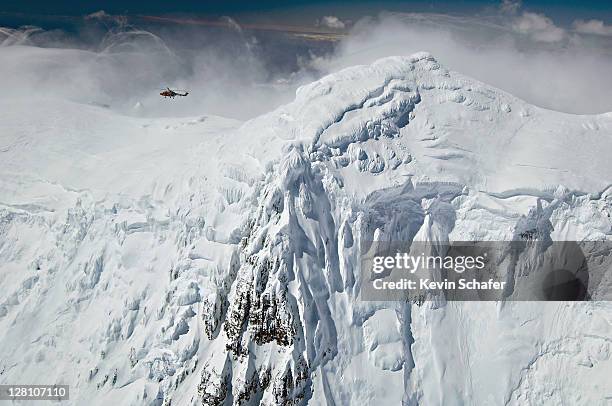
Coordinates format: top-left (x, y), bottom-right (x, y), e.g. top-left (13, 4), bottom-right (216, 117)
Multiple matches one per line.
top-left (0, 53), bottom-right (611, 405)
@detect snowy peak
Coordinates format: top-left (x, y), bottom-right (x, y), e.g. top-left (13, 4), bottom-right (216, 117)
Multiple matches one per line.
top-left (0, 51), bottom-right (611, 406)
top-left (244, 52), bottom-right (611, 196)
top-left (194, 55), bottom-right (611, 406)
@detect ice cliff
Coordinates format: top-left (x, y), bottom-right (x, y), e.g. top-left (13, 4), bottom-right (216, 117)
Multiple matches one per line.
top-left (1, 53), bottom-right (611, 405)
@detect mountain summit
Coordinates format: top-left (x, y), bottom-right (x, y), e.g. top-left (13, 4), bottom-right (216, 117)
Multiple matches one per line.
top-left (0, 53), bottom-right (611, 405)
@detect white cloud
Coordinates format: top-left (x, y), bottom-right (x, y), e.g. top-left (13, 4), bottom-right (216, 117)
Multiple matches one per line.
top-left (84, 10), bottom-right (128, 28)
top-left (85, 10), bottom-right (110, 20)
top-left (0, 26), bottom-right (42, 46)
top-left (310, 13), bottom-right (612, 114)
top-left (319, 16), bottom-right (346, 30)
top-left (0, 24), bottom-right (296, 120)
top-left (572, 19), bottom-right (612, 36)
top-left (500, 0), bottom-right (522, 15)
top-left (512, 12), bottom-right (566, 42)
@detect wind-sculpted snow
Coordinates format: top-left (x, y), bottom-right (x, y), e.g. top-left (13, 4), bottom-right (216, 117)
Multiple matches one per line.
top-left (0, 53), bottom-right (611, 405)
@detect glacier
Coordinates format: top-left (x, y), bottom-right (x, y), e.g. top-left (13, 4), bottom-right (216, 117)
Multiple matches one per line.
top-left (0, 52), bottom-right (611, 405)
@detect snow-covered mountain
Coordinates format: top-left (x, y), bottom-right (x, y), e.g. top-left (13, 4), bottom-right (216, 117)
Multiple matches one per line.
top-left (1, 53), bottom-right (611, 405)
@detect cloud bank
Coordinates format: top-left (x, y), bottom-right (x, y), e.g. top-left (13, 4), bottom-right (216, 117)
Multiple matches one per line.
top-left (0, 17), bottom-right (307, 120)
top-left (1, 4), bottom-right (611, 120)
top-left (573, 19), bottom-right (612, 36)
top-left (311, 12), bottom-right (612, 115)
top-left (511, 12), bottom-right (566, 42)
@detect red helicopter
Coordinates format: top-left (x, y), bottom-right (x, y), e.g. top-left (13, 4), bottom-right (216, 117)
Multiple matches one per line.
top-left (160, 88), bottom-right (189, 98)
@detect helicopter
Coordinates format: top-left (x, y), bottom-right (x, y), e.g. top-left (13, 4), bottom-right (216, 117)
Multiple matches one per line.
top-left (160, 88), bottom-right (189, 98)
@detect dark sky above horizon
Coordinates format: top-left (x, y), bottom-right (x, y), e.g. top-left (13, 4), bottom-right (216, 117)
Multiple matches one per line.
top-left (2, 0), bottom-right (611, 26)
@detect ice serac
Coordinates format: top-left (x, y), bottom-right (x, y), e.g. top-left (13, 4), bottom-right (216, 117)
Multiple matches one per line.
top-left (0, 53), bottom-right (611, 405)
top-left (196, 52), bottom-right (612, 405)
